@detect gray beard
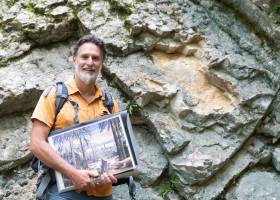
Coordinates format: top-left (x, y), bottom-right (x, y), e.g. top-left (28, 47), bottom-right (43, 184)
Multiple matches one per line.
top-left (74, 66), bottom-right (99, 85)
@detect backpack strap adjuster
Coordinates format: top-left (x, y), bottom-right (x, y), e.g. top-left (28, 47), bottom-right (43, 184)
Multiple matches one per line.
top-left (101, 88), bottom-right (114, 114)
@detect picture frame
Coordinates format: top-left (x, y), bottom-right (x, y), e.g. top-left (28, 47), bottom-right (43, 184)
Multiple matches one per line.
top-left (48, 111), bottom-right (139, 193)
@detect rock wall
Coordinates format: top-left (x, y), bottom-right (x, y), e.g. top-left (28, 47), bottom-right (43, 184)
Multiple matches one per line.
top-left (1, 0), bottom-right (280, 199)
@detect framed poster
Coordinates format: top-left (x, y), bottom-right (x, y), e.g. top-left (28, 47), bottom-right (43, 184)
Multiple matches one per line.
top-left (48, 111), bottom-right (138, 193)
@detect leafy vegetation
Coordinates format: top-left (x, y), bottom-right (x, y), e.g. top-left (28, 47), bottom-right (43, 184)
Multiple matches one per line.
top-left (109, 0), bottom-right (132, 19)
top-left (21, 1), bottom-right (44, 16)
top-left (127, 101), bottom-right (143, 116)
top-left (159, 176), bottom-right (178, 198)
top-left (271, 1), bottom-right (280, 24)
top-left (8, 90), bottom-right (17, 97)
top-left (7, 0), bottom-right (15, 8)
top-left (85, 4), bottom-right (91, 12)
top-left (133, 0), bottom-right (145, 3)
top-left (272, 1), bottom-right (280, 13)
top-left (25, 1), bottom-right (36, 13)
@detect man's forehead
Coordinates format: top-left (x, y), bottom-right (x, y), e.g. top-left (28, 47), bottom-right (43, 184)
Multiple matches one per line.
top-left (77, 43), bottom-right (101, 55)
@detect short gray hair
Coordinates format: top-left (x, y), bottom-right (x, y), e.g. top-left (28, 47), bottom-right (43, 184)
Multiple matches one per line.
top-left (73, 35), bottom-right (106, 60)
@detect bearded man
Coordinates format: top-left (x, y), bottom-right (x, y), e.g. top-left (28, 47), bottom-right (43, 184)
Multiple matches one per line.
top-left (30, 35), bottom-right (118, 200)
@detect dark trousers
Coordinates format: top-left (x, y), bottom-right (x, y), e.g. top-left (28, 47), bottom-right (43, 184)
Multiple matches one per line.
top-left (47, 184), bottom-right (113, 200)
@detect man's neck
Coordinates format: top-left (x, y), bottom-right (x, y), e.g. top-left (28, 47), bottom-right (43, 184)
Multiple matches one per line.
top-left (74, 75), bottom-right (96, 102)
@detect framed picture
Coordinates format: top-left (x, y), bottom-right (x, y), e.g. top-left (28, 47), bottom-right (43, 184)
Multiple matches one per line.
top-left (48, 111), bottom-right (138, 193)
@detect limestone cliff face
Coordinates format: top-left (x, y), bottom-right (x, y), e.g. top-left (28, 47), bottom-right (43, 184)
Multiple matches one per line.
top-left (1, 0), bottom-right (280, 199)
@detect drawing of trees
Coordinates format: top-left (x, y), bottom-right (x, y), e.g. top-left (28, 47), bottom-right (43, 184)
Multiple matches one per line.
top-left (52, 134), bottom-right (75, 165)
top-left (51, 115), bottom-right (130, 172)
top-left (51, 128), bottom-right (94, 169)
top-left (98, 117), bottom-right (128, 160)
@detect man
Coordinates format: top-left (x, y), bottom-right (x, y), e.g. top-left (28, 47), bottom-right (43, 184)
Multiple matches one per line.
top-left (30, 35), bottom-right (118, 200)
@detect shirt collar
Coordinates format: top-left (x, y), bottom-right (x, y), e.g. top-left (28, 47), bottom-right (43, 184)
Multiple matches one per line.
top-left (66, 76), bottom-right (104, 101)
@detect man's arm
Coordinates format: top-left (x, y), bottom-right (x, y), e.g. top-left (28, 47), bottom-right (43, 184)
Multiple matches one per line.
top-left (30, 119), bottom-right (100, 191)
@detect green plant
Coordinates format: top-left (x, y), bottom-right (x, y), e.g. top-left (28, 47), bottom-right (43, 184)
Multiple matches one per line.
top-left (127, 101), bottom-right (142, 116)
top-left (272, 2), bottom-right (280, 15)
top-left (25, 2), bottom-right (35, 13)
top-left (160, 176), bottom-right (178, 198)
top-left (271, 2), bottom-right (280, 24)
top-left (8, 90), bottom-right (17, 97)
top-left (7, 0), bottom-right (15, 8)
top-left (134, 0), bottom-right (145, 3)
top-left (85, 4), bottom-right (91, 12)
top-left (109, 0), bottom-right (132, 19)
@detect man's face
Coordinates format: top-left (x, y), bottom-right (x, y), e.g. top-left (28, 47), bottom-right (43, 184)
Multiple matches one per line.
top-left (73, 42), bottom-right (103, 85)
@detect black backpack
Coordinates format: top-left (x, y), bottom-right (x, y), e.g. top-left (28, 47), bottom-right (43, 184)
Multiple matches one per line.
top-left (31, 82), bottom-right (136, 200)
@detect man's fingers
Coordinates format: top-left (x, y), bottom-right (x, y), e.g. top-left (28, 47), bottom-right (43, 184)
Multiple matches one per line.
top-left (88, 182), bottom-right (96, 190)
top-left (99, 173), bottom-right (118, 184)
top-left (72, 170), bottom-right (97, 191)
top-left (88, 170), bottom-right (99, 177)
top-left (108, 174), bottom-right (117, 184)
top-left (100, 174), bottom-right (110, 184)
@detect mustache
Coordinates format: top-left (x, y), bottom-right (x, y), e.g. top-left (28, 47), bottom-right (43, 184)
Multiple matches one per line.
top-left (74, 65), bottom-right (100, 85)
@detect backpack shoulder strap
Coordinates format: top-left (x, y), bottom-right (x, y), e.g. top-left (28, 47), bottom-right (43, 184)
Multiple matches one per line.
top-left (55, 82), bottom-right (68, 116)
top-left (101, 88), bottom-right (114, 114)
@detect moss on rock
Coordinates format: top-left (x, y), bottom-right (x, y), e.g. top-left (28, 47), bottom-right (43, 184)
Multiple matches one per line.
top-left (108, 0), bottom-right (133, 19)
top-left (7, 0), bottom-right (15, 8)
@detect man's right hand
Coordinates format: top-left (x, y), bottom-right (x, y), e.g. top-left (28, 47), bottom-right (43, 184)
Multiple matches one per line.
top-left (71, 169), bottom-right (117, 193)
top-left (71, 169), bottom-right (99, 192)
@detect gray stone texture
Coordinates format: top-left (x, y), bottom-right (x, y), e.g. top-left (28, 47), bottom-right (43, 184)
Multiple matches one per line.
top-left (257, 90), bottom-right (280, 143)
top-left (226, 170), bottom-right (280, 200)
top-left (272, 148), bottom-right (280, 172)
top-left (0, 113), bottom-right (32, 172)
top-left (1, 0), bottom-right (280, 199)
top-left (0, 44), bottom-right (73, 117)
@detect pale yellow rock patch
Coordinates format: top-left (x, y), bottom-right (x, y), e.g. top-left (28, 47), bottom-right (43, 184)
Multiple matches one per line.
top-left (151, 42), bottom-right (240, 115)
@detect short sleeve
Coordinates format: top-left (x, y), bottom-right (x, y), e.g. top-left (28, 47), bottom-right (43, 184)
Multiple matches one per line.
top-left (31, 87), bottom-right (56, 128)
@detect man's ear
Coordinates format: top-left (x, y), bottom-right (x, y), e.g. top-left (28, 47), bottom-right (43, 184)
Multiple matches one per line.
top-left (99, 63), bottom-right (103, 72)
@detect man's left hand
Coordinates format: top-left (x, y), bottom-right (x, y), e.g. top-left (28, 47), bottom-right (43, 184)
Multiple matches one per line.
top-left (90, 173), bottom-right (117, 188)
top-left (99, 173), bottom-right (118, 185)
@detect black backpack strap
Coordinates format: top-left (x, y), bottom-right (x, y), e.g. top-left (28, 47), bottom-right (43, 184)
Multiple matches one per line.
top-left (55, 82), bottom-right (80, 124)
top-left (55, 82), bottom-right (68, 116)
top-left (36, 171), bottom-right (51, 200)
top-left (47, 81), bottom-right (69, 132)
top-left (113, 176), bottom-right (137, 200)
top-left (128, 176), bottom-right (137, 200)
top-left (101, 88), bottom-right (114, 114)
